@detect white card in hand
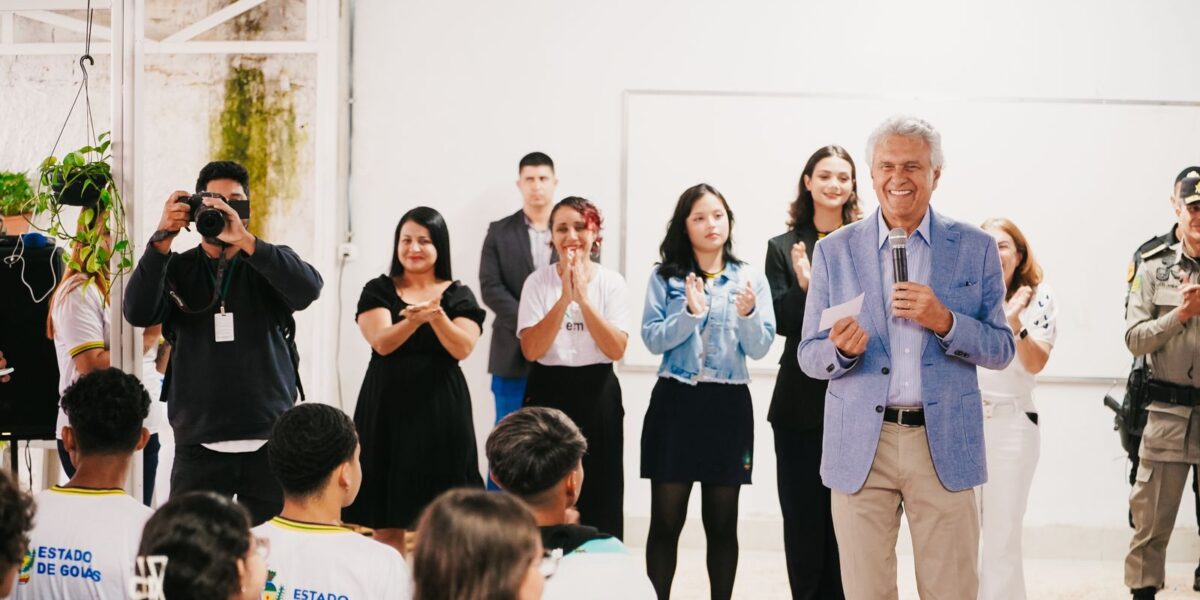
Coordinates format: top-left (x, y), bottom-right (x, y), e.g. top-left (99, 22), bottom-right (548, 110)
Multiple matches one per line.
top-left (214, 312), bottom-right (235, 343)
top-left (818, 293), bottom-right (864, 332)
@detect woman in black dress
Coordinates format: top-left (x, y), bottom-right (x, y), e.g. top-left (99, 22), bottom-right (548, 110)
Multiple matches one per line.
top-left (344, 206), bottom-right (485, 554)
top-left (764, 145), bottom-right (860, 599)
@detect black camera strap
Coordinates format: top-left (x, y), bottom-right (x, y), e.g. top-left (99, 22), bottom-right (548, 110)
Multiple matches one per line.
top-left (166, 251), bottom-right (234, 315)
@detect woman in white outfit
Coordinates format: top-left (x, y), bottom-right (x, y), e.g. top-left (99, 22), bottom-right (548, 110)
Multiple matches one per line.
top-left (976, 217), bottom-right (1056, 600)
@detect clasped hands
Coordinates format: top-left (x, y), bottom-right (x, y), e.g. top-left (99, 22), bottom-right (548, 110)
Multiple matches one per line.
top-left (400, 296), bottom-right (444, 324)
top-left (831, 282), bottom-right (953, 358)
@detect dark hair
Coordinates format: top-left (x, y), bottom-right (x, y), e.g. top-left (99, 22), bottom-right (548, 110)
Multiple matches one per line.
top-left (390, 206), bottom-right (453, 281)
top-left (136, 492), bottom-right (252, 600)
top-left (518, 152), bottom-right (554, 174)
top-left (60, 368), bottom-right (150, 455)
top-left (195, 161), bottom-right (250, 199)
top-left (981, 218), bottom-right (1043, 300)
top-left (486, 407), bottom-right (587, 501)
top-left (268, 403), bottom-right (358, 498)
top-left (412, 489), bottom-right (540, 600)
top-left (657, 183), bottom-right (741, 280)
top-left (549, 196), bottom-right (604, 256)
top-left (787, 145), bottom-right (860, 231)
top-left (0, 471), bottom-right (35, 577)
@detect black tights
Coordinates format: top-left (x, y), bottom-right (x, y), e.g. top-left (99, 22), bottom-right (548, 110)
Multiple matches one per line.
top-left (645, 481), bottom-right (740, 600)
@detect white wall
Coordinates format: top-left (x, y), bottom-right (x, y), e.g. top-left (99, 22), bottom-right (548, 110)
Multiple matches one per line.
top-left (345, 0), bottom-right (1200, 558)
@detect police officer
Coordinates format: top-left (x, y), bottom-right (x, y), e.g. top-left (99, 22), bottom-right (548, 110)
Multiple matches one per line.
top-left (1125, 172), bottom-right (1200, 600)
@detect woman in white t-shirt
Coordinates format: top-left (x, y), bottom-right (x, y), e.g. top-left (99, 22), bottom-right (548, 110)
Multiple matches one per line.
top-left (976, 218), bottom-right (1057, 600)
top-left (518, 197), bottom-right (630, 539)
top-left (47, 210), bottom-right (167, 505)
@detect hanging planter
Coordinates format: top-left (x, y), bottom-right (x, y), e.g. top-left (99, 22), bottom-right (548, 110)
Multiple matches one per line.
top-left (30, 132), bottom-right (133, 280)
top-left (0, 171), bottom-right (35, 235)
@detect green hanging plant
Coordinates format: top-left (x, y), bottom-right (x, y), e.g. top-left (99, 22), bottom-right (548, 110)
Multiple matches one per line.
top-left (31, 131), bottom-right (133, 283)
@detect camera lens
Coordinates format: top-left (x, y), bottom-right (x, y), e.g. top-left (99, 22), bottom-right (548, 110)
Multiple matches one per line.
top-left (195, 206), bottom-right (227, 238)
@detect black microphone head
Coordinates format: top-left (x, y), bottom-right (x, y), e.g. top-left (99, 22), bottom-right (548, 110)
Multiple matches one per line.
top-left (888, 227), bottom-right (908, 250)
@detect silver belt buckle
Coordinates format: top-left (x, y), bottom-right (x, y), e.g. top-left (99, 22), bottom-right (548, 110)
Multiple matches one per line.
top-left (895, 407), bottom-right (922, 427)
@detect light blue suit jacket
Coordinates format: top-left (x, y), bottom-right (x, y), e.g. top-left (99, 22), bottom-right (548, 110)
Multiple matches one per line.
top-left (797, 208), bottom-right (1014, 493)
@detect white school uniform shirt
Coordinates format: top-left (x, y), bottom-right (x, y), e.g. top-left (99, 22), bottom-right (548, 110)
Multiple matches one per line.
top-left (977, 283), bottom-right (1057, 415)
top-left (51, 276), bottom-right (167, 436)
top-left (542, 538), bottom-right (656, 600)
top-left (11, 487), bottom-right (152, 600)
top-left (517, 263), bottom-right (630, 367)
top-left (252, 516), bottom-right (412, 600)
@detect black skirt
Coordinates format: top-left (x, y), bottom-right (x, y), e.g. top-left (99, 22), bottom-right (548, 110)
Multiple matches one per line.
top-left (641, 377), bottom-right (754, 486)
top-left (525, 362), bottom-right (625, 540)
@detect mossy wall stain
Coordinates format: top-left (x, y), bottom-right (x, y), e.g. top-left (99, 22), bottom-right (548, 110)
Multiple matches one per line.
top-left (210, 58), bottom-right (301, 239)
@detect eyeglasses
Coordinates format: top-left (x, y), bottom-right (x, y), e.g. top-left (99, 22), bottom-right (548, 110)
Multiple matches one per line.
top-left (251, 536), bottom-right (271, 561)
top-left (539, 548), bottom-right (563, 580)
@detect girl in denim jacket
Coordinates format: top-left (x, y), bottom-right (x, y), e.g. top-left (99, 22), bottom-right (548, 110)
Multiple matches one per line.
top-left (640, 183), bottom-right (775, 600)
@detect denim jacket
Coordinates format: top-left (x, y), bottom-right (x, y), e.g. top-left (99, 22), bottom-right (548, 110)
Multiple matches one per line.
top-left (641, 261), bottom-right (776, 384)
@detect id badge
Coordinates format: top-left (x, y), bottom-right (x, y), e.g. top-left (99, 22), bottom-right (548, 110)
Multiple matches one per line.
top-left (214, 312), bottom-right (235, 343)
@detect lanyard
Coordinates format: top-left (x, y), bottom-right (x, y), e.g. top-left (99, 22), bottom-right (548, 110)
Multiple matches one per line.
top-left (208, 257), bottom-right (239, 312)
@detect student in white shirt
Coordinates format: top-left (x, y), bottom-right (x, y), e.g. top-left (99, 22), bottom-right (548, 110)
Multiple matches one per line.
top-left (517, 197), bottom-right (630, 539)
top-left (47, 213), bottom-right (166, 506)
top-left (0, 471), bottom-right (35, 598)
top-left (12, 368), bottom-right (153, 600)
top-left (255, 403), bottom-right (410, 599)
top-left (487, 407), bottom-right (655, 599)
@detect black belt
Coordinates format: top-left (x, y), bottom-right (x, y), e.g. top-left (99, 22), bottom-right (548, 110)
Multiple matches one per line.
top-left (883, 407), bottom-right (925, 427)
top-left (1147, 380), bottom-right (1200, 407)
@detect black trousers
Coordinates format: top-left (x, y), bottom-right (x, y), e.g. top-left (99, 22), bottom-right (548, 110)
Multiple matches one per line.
top-left (171, 443), bottom-right (282, 526)
top-left (774, 425), bottom-right (844, 600)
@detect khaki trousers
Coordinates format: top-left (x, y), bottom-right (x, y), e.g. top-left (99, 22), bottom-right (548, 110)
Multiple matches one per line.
top-left (1125, 458), bottom-right (1193, 589)
top-left (831, 422), bottom-right (980, 600)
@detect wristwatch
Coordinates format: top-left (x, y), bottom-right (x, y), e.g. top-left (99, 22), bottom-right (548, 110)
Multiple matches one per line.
top-left (1018, 327), bottom-right (1029, 340)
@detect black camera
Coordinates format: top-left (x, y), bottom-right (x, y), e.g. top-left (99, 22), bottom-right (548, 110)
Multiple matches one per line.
top-left (178, 192), bottom-right (250, 238)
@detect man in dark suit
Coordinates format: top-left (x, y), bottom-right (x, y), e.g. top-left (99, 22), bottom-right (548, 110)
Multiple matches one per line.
top-left (479, 151), bottom-right (559, 489)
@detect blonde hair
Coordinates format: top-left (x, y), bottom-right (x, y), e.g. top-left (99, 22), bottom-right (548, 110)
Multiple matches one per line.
top-left (46, 208), bottom-right (112, 339)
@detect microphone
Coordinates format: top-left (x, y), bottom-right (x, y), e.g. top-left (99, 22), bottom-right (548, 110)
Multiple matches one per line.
top-left (889, 228), bottom-right (908, 283)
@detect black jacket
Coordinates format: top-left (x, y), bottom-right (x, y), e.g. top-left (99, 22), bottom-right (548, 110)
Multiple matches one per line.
top-left (123, 239), bottom-right (323, 445)
top-left (765, 225), bottom-right (828, 431)
top-left (478, 210), bottom-right (556, 378)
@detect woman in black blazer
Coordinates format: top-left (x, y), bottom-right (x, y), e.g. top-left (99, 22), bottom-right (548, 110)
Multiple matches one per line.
top-left (764, 145), bottom-right (861, 600)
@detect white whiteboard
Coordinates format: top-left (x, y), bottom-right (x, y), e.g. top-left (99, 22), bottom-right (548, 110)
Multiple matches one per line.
top-left (619, 91), bottom-right (1200, 379)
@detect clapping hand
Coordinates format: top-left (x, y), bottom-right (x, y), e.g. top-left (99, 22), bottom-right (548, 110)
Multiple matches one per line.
top-left (1005, 285), bottom-right (1034, 330)
top-left (791, 242), bottom-right (812, 291)
top-left (570, 251), bottom-right (590, 301)
top-left (684, 273), bottom-right (708, 316)
top-left (1179, 274), bottom-right (1200, 321)
top-left (734, 281), bottom-right (756, 317)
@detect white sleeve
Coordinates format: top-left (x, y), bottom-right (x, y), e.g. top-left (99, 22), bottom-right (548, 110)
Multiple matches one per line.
top-left (1024, 283), bottom-right (1057, 346)
top-left (603, 269), bottom-right (631, 334)
top-left (386, 549), bottom-right (413, 600)
top-left (54, 282), bottom-right (107, 358)
top-left (516, 268), bottom-right (548, 337)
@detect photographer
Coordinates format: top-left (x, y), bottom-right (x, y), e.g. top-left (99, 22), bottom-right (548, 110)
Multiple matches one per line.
top-left (123, 161), bottom-right (323, 525)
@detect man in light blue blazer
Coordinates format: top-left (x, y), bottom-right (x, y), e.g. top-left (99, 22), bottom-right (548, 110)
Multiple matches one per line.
top-left (798, 116), bottom-right (1015, 600)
